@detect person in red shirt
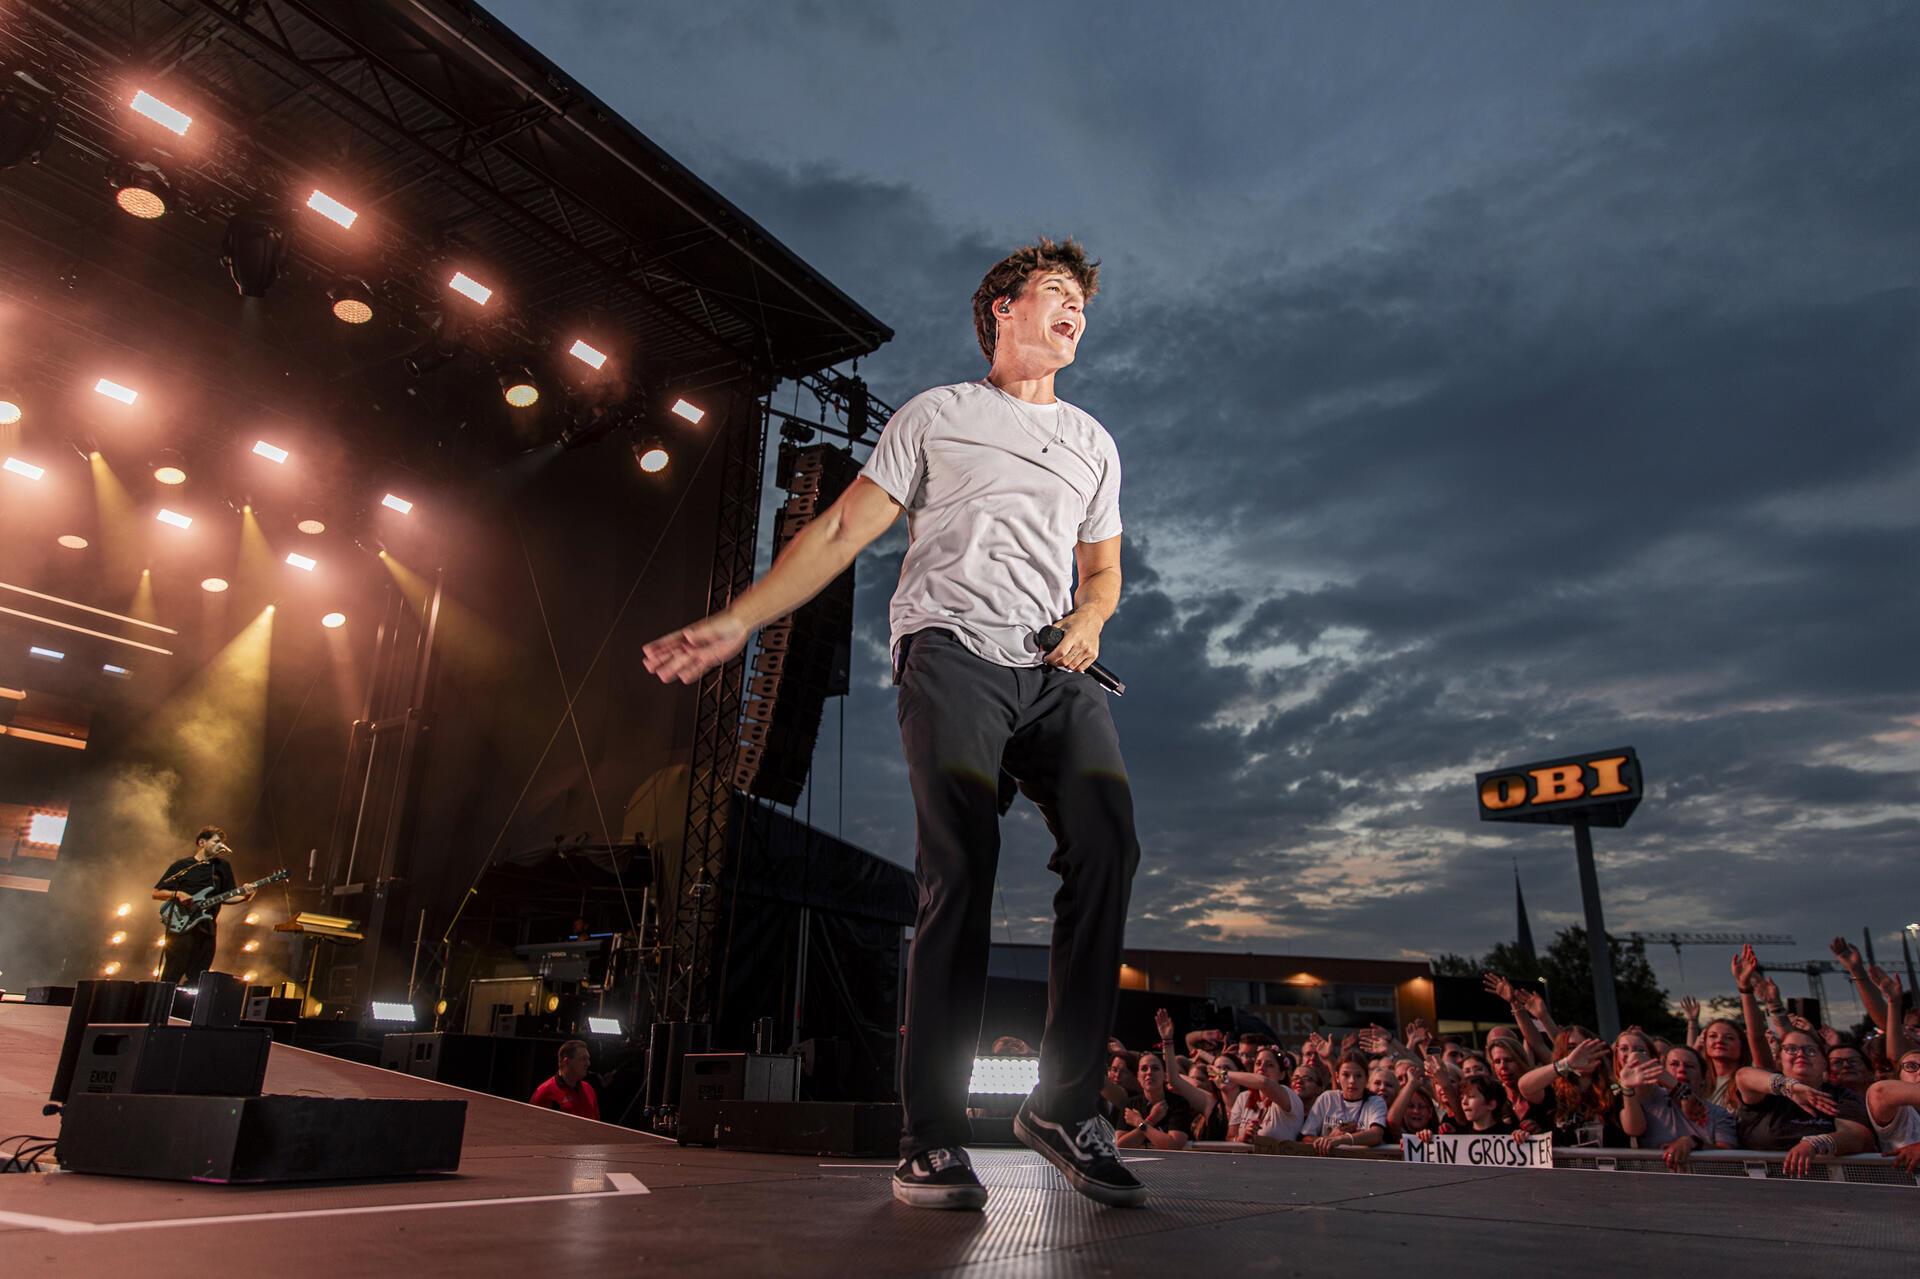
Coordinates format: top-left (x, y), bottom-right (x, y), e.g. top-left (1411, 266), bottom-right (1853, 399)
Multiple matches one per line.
top-left (530, 1040), bottom-right (599, 1121)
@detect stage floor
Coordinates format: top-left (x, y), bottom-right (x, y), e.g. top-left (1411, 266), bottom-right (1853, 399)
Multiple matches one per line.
top-left (3, 1005), bottom-right (1916, 1276)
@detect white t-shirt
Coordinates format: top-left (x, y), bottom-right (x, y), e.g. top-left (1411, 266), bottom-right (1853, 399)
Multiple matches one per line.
top-left (1229, 1085), bottom-right (1304, 1142)
top-left (1301, 1089), bottom-right (1390, 1138)
top-left (1873, 1100), bottom-right (1920, 1153)
top-left (859, 380), bottom-right (1123, 668)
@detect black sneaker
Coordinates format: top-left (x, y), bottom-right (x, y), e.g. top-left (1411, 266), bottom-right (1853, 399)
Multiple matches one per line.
top-left (1013, 1099), bottom-right (1147, 1207)
top-left (891, 1146), bottom-right (988, 1210)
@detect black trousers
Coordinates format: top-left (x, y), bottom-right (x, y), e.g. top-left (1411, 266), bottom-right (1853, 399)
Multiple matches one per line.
top-left (160, 925), bottom-right (217, 984)
top-left (895, 628), bottom-right (1141, 1158)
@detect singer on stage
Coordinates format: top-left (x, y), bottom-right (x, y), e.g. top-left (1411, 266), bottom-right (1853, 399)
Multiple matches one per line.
top-left (644, 238), bottom-right (1142, 1211)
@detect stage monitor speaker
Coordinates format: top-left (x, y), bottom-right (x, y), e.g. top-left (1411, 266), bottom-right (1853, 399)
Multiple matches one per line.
top-left (190, 970), bottom-right (247, 1028)
top-left (58, 1092), bottom-right (466, 1183)
top-left (49, 979), bottom-right (139, 1103)
top-left (682, 1052), bottom-right (800, 1104)
top-left (73, 1024), bottom-right (271, 1096)
top-left (25, 985), bottom-right (75, 1006)
top-left (679, 1099), bottom-right (899, 1156)
top-left (244, 994), bottom-right (303, 1023)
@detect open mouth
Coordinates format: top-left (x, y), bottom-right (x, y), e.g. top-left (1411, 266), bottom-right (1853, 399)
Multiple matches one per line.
top-left (1051, 321), bottom-right (1076, 340)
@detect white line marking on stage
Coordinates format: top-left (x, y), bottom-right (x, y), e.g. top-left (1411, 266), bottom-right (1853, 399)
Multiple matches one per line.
top-left (0, 1172), bottom-right (650, 1234)
top-left (818, 1163), bottom-right (894, 1168)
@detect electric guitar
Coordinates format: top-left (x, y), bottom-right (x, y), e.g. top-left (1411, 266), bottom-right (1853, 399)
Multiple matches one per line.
top-left (159, 868), bottom-right (289, 935)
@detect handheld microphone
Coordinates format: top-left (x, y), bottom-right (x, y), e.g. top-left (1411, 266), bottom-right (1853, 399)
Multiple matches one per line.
top-left (1036, 626), bottom-right (1126, 696)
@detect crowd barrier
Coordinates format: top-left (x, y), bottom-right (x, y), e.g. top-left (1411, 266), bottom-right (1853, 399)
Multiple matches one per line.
top-left (1187, 1139), bottom-right (1918, 1186)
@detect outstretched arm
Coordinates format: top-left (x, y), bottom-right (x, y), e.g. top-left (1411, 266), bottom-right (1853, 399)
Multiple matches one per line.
top-left (644, 477), bottom-right (902, 683)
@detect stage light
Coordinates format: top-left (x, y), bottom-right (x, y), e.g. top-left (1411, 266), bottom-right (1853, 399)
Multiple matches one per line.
top-left (307, 999), bottom-right (324, 1017)
top-left (242, 940), bottom-right (259, 953)
top-left (26, 813), bottom-right (66, 844)
top-left (109, 931), bottom-right (126, 946)
top-left (129, 90), bottom-right (191, 136)
top-left (57, 534), bottom-right (88, 549)
top-left (252, 440), bottom-right (288, 463)
top-left (545, 994), bottom-right (561, 1013)
top-left (153, 464), bottom-right (186, 485)
top-left (115, 903), bottom-right (131, 917)
top-left (968, 1055), bottom-right (1041, 1096)
top-left (321, 612), bottom-right (346, 629)
top-left (633, 438), bottom-right (669, 473)
top-left (3, 456), bottom-right (44, 479)
top-left (242, 970), bottom-right (258, 983)
top-left (223, 206), bottom-right (292, 298)
top-left (369, 1001), bottom-right (416, 1024)
top-left (297, 518), bottom-right (326, 535)
top-left (0, 389), bottom-right (20, 425)
top-left (28, 646), bottom-right (63, 662)
top-left (201, 577), bottom-right (228, 593)
top-left (328, 278), bottom-right (374, 325)
top-left (156, 508), bottom-right (191, 529)
top-left (434, 999), bottom-right (449, 1016)
top-left (670, 398), bottom-right (705, 424)
top-left (568, 339), bottom-right (608, 370)
top-left (94, 378), bottom-right (138, 405)
top-left (112, 171), bottom-right (169, 219)
top-left (0, 78), bottom-right (60, 169)
top-left (103, 962), bottom-right (122, 976)
top-left (285, 552), bottom-right (316, 572)
top-left (103, 663), bottom-right (130, 678)
top-left (587, 1016), bottom-right (622, 1036)
top-left (243, 912), bottom-right (260, 925)
top-left (381, 493), bottom-right (413, 514)
top-left (500, 365), bottom-right (539, 408)
top-left (404, 337), bottom-right (458, 377)
top-left (305, 189), bottom-right (358, 229)
top-left (447, 271), bottom-right (492, 305)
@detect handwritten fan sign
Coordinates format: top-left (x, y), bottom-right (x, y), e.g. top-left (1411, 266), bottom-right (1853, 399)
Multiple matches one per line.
top-left (1401, 1132), bottom-right (1553, 1169)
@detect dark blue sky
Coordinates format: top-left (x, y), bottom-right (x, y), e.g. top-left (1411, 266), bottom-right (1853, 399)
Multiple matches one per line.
top-left (490, 1), bottom-right (1920, 1009)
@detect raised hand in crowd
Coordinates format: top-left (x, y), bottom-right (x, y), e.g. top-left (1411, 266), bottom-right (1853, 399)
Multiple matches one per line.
top-left (1154, 1007), bottom-right (1177, 1048)
top-left (1679, 995), bottom-right (1701, 1041)
top-left (1482, 971), bottom-right (1515, 1004)
top-left (1357, 1025), bottom-right (1392, 1056)
top-left (1337, 1032), bottom-right (1359, 1057)
top-left (1869, 966), bottom-right (1907, 1061)
top-left (1403, 1018), bottom-right (1432, 1053)
top-left (1830, 936), bottom-right (1864, 973)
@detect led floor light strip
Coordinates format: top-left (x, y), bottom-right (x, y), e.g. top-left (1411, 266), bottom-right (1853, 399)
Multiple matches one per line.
top-left (0, 605), bottom-right (176, 656)
top-left (0, 581), bottom-right (179, 634)
top-left (0, 725), bottom-right (86, 750)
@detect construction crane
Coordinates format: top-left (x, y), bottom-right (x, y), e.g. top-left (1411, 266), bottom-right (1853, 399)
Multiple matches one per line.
top-left (1755, 959), bottom-right (1849, 1022)
top-left (1625, 932), bottom-right (1796, 980)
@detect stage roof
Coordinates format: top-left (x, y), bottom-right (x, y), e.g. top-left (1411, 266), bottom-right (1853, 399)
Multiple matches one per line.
top-left (1, 0), bottom-right (891, 400)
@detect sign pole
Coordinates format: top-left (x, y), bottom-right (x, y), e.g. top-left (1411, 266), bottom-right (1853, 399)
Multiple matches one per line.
top-left (1571, 815), bottom-right (1621, 1039)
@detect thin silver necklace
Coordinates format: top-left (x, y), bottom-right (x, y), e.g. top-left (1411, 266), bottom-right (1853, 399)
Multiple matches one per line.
top-left (986, 380), bottom-right (1064, 453)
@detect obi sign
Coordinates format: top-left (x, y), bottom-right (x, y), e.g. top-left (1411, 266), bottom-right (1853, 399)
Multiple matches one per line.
top-left (1474, 747), bottom-right (1642, 828)
top-left (1401, 1132), bottom-right (1553, 1169)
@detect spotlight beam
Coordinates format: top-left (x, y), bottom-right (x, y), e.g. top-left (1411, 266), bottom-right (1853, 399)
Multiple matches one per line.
top-left (0, 581), bottom-right (179, 634)
top-left (0, 605), bottom-right (176, 656)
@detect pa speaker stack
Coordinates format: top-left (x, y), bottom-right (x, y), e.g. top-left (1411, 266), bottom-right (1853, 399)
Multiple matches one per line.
top-left (735, 443), bottom-right (862, 805)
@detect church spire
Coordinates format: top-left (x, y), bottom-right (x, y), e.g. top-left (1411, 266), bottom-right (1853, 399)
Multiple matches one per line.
top-left (1514, 860), bottom-right (1538, 966)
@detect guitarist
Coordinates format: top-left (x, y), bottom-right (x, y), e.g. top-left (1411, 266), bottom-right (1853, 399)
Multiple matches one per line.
top-left (151, 826), bottom-right (254, 984)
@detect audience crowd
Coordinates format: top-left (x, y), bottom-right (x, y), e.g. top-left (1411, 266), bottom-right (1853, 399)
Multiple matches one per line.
top-left (1095, 939), bottom-right (1920, 1177)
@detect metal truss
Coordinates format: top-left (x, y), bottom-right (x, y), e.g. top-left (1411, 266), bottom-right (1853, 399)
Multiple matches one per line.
top-left (662, 386), bottom-right (770, 1024)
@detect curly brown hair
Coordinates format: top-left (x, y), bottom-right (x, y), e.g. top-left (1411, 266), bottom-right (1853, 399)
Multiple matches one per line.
top-left (971, 236), bottom-right (1101, 362)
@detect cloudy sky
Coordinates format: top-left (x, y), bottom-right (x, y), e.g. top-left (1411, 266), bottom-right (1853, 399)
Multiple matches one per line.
top-left (491, 1), bottom-right (1919, 1008)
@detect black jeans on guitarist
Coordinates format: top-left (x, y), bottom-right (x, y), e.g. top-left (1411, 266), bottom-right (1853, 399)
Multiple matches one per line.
top-left (155, 853), bottom-right (234, 984)
top-left (160, 926), bottom-right (217, 984)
